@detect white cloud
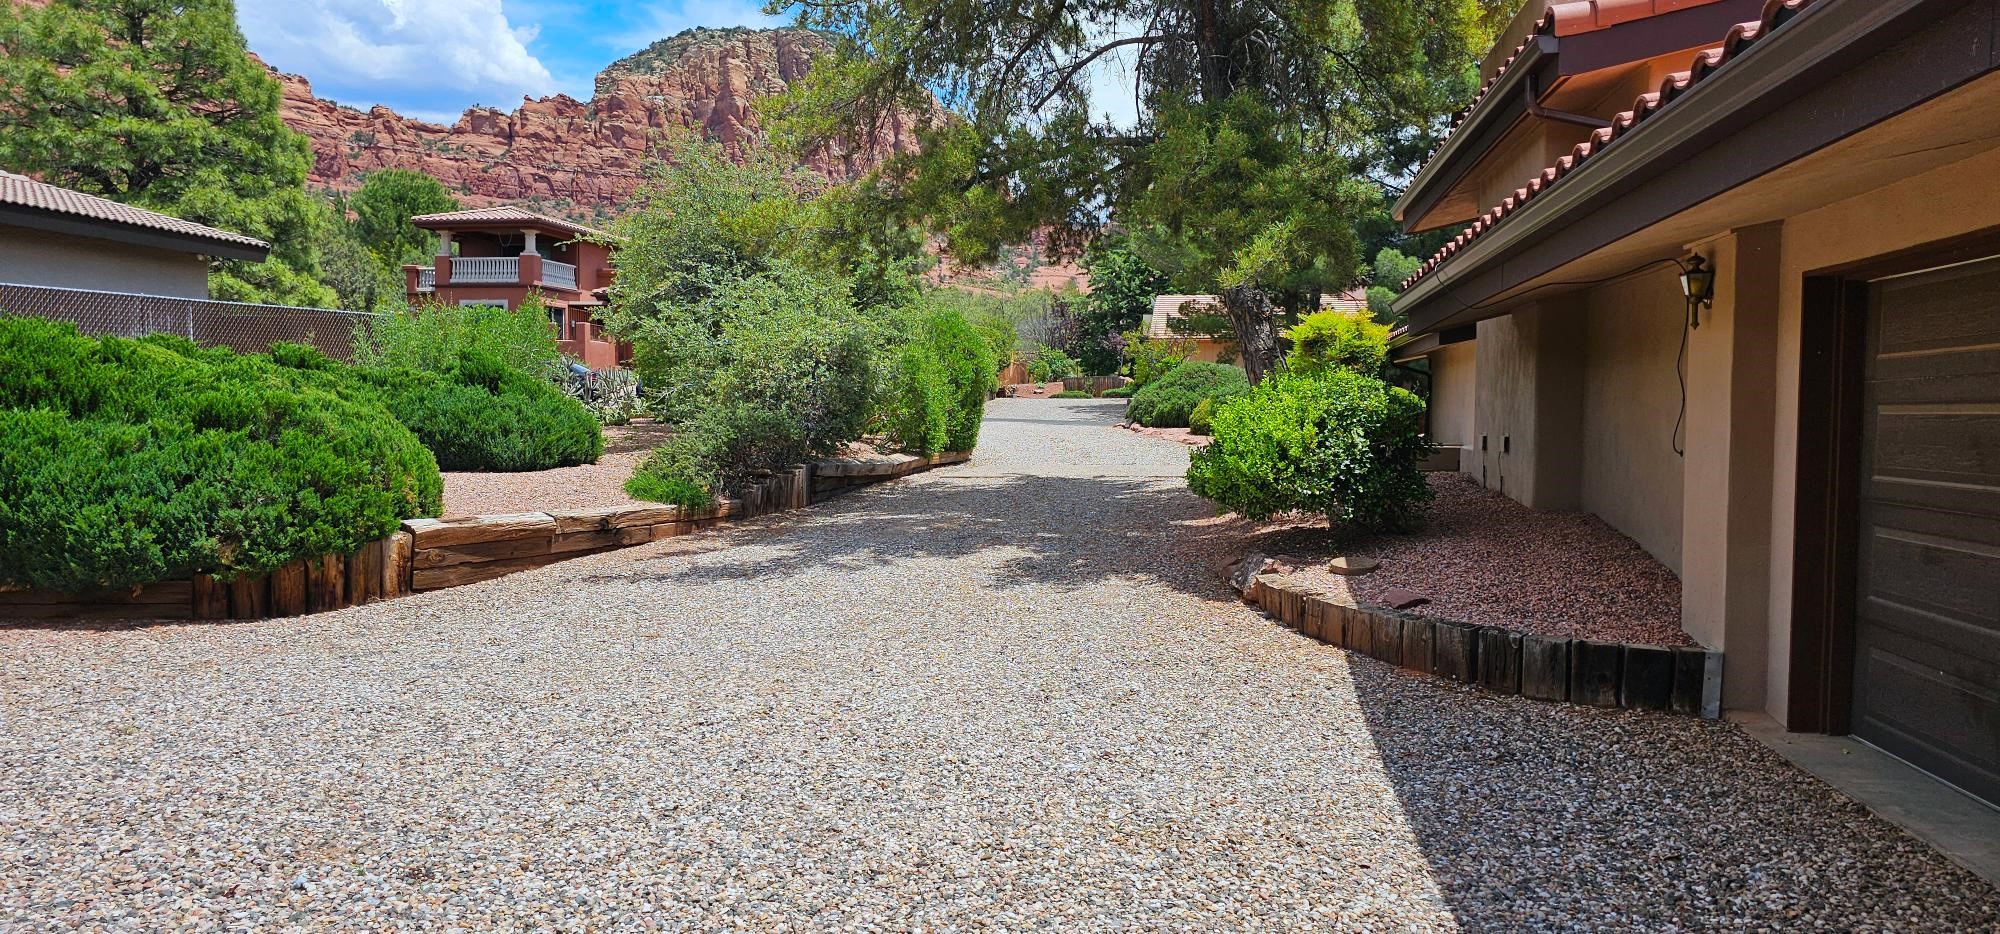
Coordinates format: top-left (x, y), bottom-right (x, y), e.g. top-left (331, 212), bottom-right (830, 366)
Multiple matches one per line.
top-left (241, 0), bottom-right (558, 105)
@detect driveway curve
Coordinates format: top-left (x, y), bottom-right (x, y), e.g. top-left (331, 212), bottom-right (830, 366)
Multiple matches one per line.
top-left (3, 398), bottom-right (1995, 930)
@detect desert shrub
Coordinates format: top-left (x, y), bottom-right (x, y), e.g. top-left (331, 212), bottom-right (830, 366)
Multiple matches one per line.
top-left (275, 343), bottom-right (602, 472)
top-left (717, 308), bottom-right (876, 456)
top-left (1188, 397), bottom-right (1216, 435)
top-left (1099, 384), bottom-right (1135, 398)
top-left (1053, 390), bottom-right (1091, 399)
top-left (624, 404), bottom-right (806, 508)
top-left (0, 319), bottom-right (441, 592)
top-left (353, 296), bottom-right (561, 375)
top-left (1187, 370), bottom-right (1432, 531)
top-left (1026, 344), bottom-right (1082, 382)
top-left (1284, 310), bottom-right (1390, 378)
top-left (885, 341), bottom-right (950, 455)
top-left (1126, 360), bottom-right (1250, 428)
top-left (1122, 330), bottom-right (1194, 388)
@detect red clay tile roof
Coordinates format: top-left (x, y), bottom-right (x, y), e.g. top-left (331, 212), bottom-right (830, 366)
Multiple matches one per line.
top-left (0, 170), bottom-right (269, 253)
top-left (410, 205), bottom-right (608, 239)
top-left (1403, 0), bottom-right (1818, 291)
top-left (1543, 0), bottom-right (1736, 36)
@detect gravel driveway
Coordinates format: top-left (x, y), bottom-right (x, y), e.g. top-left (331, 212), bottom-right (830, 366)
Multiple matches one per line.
top-left (3, 398), bottom-right (1995, 930)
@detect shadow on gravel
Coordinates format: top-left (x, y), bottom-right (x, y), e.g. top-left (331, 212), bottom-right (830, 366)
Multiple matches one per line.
top-left (566, 472), bottom-right (1248, 604)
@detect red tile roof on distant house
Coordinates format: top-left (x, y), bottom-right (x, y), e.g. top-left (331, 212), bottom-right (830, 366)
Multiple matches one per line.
top-left (1403, 0), bottom-right (1818, 291)
top-left (409, 205), bottom-right (608, 240)
top-left (0, 170), bottom-right (269, 254)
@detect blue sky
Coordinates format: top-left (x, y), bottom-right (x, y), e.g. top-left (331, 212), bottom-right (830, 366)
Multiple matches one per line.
top-left (241, 0), bottom-right (786, 124)
top-left (240, 0), bottom-right (1139, 127)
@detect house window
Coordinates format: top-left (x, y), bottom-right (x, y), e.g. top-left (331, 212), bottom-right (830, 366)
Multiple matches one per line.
top-left (458, 299), bottom-right (508, 309)
top-left (549, 306), bottom-right (565, 330)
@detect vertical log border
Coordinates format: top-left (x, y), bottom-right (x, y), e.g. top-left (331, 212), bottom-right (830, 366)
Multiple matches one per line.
top-left (1248, 573), bottom-right (1724, 720)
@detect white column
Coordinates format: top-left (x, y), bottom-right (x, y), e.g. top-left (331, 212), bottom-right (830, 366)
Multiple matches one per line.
top-left (436, 230), bottom-right (453, 257)
top-left (522, 229), bottom-right (538, 255)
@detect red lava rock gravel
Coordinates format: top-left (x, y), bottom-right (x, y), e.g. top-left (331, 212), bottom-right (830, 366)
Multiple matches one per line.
top-left (1238, 472), bottom-right (1693, 647)
top-left (440, 421), bottom-right (672, 518)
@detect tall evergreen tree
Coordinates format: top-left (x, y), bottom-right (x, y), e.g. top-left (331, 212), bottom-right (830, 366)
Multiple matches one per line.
top-left (349, 169), bottom-right (459, 269)
top-left (770, 0), bottom-right (1507, 380)
top-left (0, 0), bottom-right (333, 306)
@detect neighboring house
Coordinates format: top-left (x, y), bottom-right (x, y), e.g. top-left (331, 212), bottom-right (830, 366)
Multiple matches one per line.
top-left (0, 171), bottom-right (269, 298)
top-left (1390, 0), bottom-right (2000, 812)
top-left (1146, 290), bottom-right (1370, 365)
top-left (405, 206), bottom-right (626, 370)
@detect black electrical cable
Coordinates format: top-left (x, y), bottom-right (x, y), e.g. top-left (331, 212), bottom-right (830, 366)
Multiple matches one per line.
top-left (1673, 295), bottom-right (1691, 458)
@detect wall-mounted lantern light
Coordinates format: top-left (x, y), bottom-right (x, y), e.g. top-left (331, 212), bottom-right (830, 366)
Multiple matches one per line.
top-left (1680, 254), bottom-right (1716, 328)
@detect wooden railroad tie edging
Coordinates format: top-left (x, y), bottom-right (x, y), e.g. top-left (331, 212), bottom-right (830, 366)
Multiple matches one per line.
top-left (1247, 574), bottom-right (1723, 720)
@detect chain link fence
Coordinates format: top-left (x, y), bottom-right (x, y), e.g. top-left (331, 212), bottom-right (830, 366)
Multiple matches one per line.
top-left (0, 282), bottom-right (381, 361)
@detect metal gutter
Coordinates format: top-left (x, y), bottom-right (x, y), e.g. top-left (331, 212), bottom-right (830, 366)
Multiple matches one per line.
top-left (1392, 36), bottom-right (1555, 229)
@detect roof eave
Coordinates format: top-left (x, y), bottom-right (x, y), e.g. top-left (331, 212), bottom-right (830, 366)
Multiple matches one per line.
top-left (0, 203), bottom-right (270, 263)
top-left (1394, 0), bottom-right (1952, 334)
top-left (1394, 35), bottom-right (1558, 230)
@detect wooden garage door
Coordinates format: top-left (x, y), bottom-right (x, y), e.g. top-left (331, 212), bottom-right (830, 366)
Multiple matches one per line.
top-left (1854, 254), bottom-right (2000, 807)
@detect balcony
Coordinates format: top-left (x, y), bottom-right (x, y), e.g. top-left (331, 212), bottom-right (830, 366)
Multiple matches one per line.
top-left (415, 268), bottom-right (435, 292)
top-left (408, 256), bottom-right (586, 295)
top-left (542, 259), bottom-right (577, 291)
top-left (450, 256), bottom-right (520, 284)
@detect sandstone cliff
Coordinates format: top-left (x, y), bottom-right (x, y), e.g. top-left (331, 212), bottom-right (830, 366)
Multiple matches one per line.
top-left (278, 27), bottom-right (928, 224)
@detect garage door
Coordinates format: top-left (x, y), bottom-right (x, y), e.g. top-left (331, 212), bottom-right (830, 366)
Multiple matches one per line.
top-left (1854, 254), bottom-right (2000, 807)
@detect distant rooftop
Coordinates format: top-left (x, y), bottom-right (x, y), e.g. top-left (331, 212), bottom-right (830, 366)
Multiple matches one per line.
top-left (0, 171), bottom-right (270, 261)
top-left (409, 205), bottom-right (609, 240)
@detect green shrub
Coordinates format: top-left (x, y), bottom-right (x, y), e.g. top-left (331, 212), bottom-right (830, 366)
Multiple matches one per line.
top-left (1099, 384), bottom-right (1135, 398)
top-left (1188, 397), bottom-right (1216, 435)
top-left (1026, 344), bottom-right (1081, 382)
top-left (717, 308), bottom-right (876, 457)
top-left (625, 404), bottom-right (806, 508)
top-left (1284, 310), bottom-right (1390, 378)
top-left (1123, 330), bottom-right (1193, 388)
top-left (884, 306), bottom-right (995, 455)
top-left (274, 343), bottom-right (603, 472)
top-left (1126, 360), bottom-right (1250, 428)
top-left (0, 319), bottom-right (442, 592)
top-left (1053, 390), bottom-right (1091, 399)
top-left (353, 296), bottom-right (562, 375)
top-left (1186, 370), bottom-right (1433, 531)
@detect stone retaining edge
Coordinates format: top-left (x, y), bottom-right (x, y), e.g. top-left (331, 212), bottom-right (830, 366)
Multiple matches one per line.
top-left (1248, 573), bottom-right (1722, 719)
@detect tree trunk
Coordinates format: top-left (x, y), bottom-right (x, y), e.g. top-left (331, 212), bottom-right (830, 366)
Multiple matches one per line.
top-left (1220, 284), bottom-right (1282, 384)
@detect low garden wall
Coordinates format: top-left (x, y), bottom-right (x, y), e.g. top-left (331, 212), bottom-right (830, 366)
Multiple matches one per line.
top-left (1, 451), bottom-right (972, 621)
top-left (1247, 573), bottom-right (1723, 719)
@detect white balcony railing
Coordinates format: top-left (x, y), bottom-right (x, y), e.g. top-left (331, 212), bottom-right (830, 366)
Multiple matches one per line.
top-left (542, 259), bottom-right (577, 291)
top-left (450, 256), bottom-right (519, 284)
top-left (415, 268), bottom-right (435, 292)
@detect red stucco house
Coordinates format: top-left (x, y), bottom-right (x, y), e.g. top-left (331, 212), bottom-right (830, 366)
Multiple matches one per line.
top-left (404, 206), bottom-right (628, 370)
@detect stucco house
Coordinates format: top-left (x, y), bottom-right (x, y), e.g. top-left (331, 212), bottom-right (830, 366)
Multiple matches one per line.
top-left (404, 206), bottom-right (627, 370)
top-left (1390, 0), bottom-right (2000, 820)
top-left (0, 171), bottom-right (270, 298)
top-left (1147, 290), bottom-right (1371, 365)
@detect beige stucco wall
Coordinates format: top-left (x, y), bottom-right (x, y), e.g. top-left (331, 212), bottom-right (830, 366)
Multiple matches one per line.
top-left (1428, 340), bottom-right (1479, 473)
top-left (1474, 301), bottom-right (1585, 510)
top-left (0, 226), bottom-right (209, 298)
top-left (1579, 265), bottom-right (1688, 573)
top-left (1751, 141), bottom-right (2000, 722)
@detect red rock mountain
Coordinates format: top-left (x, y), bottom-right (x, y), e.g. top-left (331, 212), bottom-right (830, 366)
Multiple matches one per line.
top-left (276, 27), bottom-right (929, 225)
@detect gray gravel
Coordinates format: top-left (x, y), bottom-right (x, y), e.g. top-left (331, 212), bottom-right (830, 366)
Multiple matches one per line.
top-left (3, 398), bottom-right (1995, 929)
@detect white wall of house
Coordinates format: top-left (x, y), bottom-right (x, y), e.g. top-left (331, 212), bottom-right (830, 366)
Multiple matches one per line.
top-left (0, 225), bottom-right (210, 298)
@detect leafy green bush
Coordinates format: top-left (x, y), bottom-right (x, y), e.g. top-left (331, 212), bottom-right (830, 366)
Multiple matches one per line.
top-left (1099, 384), bottom-right (1135, 398)
top-left (1053, 390), bottom-right (1091, 399)
top-left (1188, 397), bottom-right (1216, 435)
top-left (0, 319), bottom-right (442, 592)
top-left (1126, 360), bottom-right (1250, 428)
top-left (353, 297), bottom-right (561, 375)
top-left (1284, 310), bottom-right (1390, 377)
top-left (1027, 344), bottom-right (1082, 382)
top-left (1122, 330), bottom-right (1194, 388)
top-left (276, 343), bottom-right (603, 472)
top-left (1186, 370), bottom-right (1432, 531)
top-left (883, 306), bottom-right (995, 455)
top-left (624, 404), bottom-right (806, 508)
